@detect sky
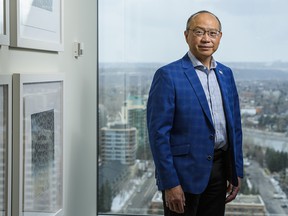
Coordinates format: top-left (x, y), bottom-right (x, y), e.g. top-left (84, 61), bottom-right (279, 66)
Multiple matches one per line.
top-left (99, 0), bottom-right (288, 63)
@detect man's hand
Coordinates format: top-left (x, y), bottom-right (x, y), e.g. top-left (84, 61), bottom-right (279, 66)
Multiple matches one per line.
top-left (225, 177), bottom-right (241, 203)
top-left (165, 185), bottom-right (186, 213)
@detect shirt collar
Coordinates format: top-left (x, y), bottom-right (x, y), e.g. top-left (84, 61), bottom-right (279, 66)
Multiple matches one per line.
top-left (187, 51), bottom-right (217, 70)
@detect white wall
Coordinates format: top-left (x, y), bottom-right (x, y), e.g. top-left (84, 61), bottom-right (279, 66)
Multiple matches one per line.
top-left (0, 0), bottom-right (97, 215)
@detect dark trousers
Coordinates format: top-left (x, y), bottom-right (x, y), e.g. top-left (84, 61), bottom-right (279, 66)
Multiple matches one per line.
top-left (162, 150), bottom-right (227, 216)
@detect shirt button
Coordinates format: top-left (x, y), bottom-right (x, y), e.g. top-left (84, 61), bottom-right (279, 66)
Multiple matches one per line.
top-left (207, 155), bottom-right (212, 161)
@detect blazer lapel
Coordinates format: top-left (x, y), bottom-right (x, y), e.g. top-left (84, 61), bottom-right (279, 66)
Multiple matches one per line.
top-left (214, 67), bottom-right (233, 128)
top-left (182, 55), bottom-right (214, 128)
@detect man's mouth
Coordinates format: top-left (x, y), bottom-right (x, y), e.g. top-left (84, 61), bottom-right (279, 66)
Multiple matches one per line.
top-left (199, 46), bottom-right (212, 50)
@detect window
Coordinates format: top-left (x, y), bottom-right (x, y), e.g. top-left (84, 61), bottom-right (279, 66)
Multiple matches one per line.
top-left (98, 0), bottom-right (288, 215)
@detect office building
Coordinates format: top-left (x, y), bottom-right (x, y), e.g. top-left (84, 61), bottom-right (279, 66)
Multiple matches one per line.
top-left (100, 123), bottom-right (137, 165)
top-left (225, 194), bottom-right (266, 216)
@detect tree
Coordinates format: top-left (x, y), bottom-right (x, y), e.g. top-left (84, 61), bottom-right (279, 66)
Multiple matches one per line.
top-left (98, 180), bottom-right (113, 212)
top-left (266, 148), bottom-right (288, 173)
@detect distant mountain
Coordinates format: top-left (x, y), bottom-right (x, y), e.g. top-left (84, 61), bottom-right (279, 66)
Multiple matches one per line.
top-left (224, 62), bottom-right (288, 80)
top-left (232, 68), bottom-right (288, 81)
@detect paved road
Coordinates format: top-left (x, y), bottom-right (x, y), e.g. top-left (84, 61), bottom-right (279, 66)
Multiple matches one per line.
top-left (122, 172), bottom-right (158, 214)
top-left (245, 160), bottom-right (288, 215)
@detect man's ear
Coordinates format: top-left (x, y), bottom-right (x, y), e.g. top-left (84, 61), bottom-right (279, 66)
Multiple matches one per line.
top-left (184, 30), bottom-right (189, 42)
top-left (219, 31), bottom-right (223, 40)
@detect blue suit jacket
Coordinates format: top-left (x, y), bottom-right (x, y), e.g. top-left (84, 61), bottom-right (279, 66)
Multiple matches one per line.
top-left (147, 53), bottom-right (243, 194)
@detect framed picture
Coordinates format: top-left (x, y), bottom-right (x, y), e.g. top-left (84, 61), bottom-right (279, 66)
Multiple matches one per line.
top-left (10, 0), bottom-right (63, 51)
top-left (0, 75), bottom-right (12, 216)
top-left (0, 0), bottom-right (10, 45)
top-left (12, 74), bottom-right (64, 216)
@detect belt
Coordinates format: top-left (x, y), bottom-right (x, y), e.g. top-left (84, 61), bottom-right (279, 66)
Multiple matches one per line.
top-left (213, 148), bottom-right (225, 161)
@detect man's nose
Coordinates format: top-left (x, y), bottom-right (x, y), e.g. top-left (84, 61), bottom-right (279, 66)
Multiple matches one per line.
top-left (201, 32), bottom-right (211, 41)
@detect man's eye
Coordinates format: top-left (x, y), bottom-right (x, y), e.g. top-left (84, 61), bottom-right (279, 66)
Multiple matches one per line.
top-left (195, 30), bottom-right (203, 35)
top-left (210, 31), bottom-right (217, 36)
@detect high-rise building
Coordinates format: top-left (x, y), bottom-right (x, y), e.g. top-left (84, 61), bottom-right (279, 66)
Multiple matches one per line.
top-left (149, 191), bottom-right (164, 215)
top-left (98, 104), bottom-right (108, 129)
top-left (100, 122), bottom-right (137, 165)
top-left (122, 95), bottom-right (149, 160)
top-left (225, 194), bottom-right (266, 216)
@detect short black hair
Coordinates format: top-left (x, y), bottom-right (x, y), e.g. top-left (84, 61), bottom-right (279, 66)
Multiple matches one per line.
top-left (186, 10), bottom-right (222, 31)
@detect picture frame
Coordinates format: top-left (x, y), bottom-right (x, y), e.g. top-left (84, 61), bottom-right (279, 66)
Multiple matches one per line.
top-left (10, 0), bottom-right (64, 51)
top-left (0, 0), bottom-right (10, 45)
top-left (12, 74), bottom-right (64, 216)
top-left (0, 75), bottom-right (12, 216)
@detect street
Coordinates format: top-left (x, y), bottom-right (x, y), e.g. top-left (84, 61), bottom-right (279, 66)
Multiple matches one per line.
top-left (120, 171), bottom-right (158, 214)
top-left (245, 160), bottom-right (288, 215)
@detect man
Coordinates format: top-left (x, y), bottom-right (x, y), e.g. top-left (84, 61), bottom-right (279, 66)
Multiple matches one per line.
top-left (147, 10), bottom-right (243, 216)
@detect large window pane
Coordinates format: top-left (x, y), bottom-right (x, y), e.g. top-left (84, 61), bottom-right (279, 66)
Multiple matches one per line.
top-left (98, 1), bottom-right (288, 215)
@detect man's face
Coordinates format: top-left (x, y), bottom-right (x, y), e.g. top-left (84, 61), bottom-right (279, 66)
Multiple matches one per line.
top-left (184, 13), bottom-right (222, 63)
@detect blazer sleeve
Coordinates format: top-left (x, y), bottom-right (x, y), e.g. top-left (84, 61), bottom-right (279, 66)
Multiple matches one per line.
top-left (147, 68), bottom-right (180, 190)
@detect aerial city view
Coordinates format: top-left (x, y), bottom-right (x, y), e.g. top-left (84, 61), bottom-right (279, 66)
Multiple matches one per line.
top-left (98, 61), bottom-right (288, 215)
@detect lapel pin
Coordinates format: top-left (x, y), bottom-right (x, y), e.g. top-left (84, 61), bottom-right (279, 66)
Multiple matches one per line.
top-left (219, 70), bottom-right (223, 75)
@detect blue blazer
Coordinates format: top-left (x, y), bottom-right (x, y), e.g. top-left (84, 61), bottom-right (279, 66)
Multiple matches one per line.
top-left (147, 53), bottom-right (243, 194)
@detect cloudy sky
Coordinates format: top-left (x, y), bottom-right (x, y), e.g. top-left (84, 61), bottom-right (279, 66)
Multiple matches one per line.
top-left (99, 0), bottom-right (288, 63)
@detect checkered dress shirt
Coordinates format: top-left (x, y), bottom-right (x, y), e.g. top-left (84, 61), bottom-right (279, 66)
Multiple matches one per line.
top-left (188, 51), bottom-right (227, 150)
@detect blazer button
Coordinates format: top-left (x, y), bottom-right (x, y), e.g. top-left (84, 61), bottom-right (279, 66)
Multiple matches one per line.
top-left (207, 155), bottom-right (212, 161)
top-left (209, 134), bottom-right (214, 140)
